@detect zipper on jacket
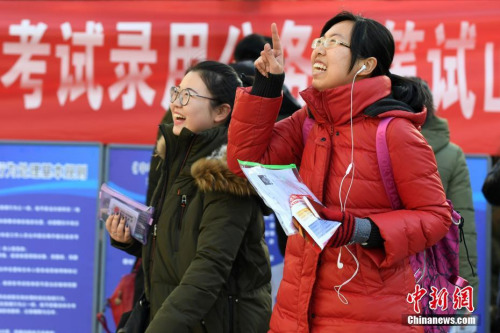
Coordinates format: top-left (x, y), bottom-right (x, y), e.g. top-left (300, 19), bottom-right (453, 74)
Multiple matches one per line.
top-left (149, 224), bottom-right (157, 277)
top-left (174, 189), bottom-right (187, 251)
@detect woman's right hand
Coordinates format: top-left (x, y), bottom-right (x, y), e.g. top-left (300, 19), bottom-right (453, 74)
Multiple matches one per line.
top-left (105, 213), bottom-right (133, 244)
top-left (255, 23), bottom-right (284, 77)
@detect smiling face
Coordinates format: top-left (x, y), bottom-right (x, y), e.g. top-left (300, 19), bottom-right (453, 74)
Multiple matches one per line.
top-left (170, 71), bottom-right (221, 136)
top-left (311, 20), bottom-right (363, 91)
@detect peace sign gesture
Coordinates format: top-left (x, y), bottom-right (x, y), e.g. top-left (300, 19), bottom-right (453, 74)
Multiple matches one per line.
top-left (254, 23), bottom-right (284, 77)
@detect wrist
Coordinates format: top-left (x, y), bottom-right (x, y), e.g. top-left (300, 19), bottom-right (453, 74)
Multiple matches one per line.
top-left (250, 71), bottom-right (284, 98)
top-left (350, 217), bottom-right (371, 244)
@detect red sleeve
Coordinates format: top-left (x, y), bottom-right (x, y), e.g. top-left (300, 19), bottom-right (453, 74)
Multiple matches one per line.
top-left (368, 118), bottom-right (452, 268)
top-left (227, 87), bottom-right (307, 176)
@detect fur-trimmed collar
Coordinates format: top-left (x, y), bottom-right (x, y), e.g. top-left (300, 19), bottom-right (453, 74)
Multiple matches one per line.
top-left (191, 145), bottom-right (256, 197)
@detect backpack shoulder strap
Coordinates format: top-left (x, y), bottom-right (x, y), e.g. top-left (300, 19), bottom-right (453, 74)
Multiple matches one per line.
top-left (302, 115), bottom-right (315, 146)
top-left (376, 117), bottom-right (403, 210)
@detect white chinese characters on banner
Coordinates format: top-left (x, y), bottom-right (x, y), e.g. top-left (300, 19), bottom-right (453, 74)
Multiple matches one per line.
top-left (55, 21), bottom-right (104, 110)
top-left (108, 22), bottom-right (157, 110)
top-left (1, 20), bottom-right (50, 109)
top-left (161, 23), bottom-right (208, 110)
top-left (280, 20), bottom-right (313, 104)
top-left (218, 22), bottom-right (253, 64)
top-left (427, 22), bottom-right (476, 119)
top-left (386, 20), bottom-right (425, 77)
top-left (484, 42), bottom-right (500, 112)
top-left (1, 18), bottom-right (497, 119)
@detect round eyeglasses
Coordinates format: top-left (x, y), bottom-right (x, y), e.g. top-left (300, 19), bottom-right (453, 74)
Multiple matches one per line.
top-left (170, 86), bottom-right (218, 106)
top-left (311, 37), bottom-right (350, 50)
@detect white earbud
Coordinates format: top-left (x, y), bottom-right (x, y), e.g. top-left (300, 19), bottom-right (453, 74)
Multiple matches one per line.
top-left (345, 163), bottom-right (353, 175)
top-left (355, 64), bottom-right (367, 75)
top-left (337, 251), bottom-right (344, 269)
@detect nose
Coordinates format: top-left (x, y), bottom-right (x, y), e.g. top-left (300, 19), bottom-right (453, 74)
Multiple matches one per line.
top-left (312, 45), bottom-right (326, 57)
top-left (171, 95), bottom-right (183, 107)
top-left (311, 49), bottom-right (324, 62)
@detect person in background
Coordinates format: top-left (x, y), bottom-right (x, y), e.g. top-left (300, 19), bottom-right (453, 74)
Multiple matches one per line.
top-left (483, 158), bottom-right (500, 206)
top-left (230, 33), bottom-right (301, 121)
top-left (482, 157), bottom-right (500, 332)
top-left (227, 11), bottom-right (452, 332)
top-left (107, 60), bottom-right (272, 333)
top-left (416, 77), bottom-right (478, 304)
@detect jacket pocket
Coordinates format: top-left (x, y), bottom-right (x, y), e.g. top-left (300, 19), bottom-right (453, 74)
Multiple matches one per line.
top-left (357, 247), bottom-right (385, 290)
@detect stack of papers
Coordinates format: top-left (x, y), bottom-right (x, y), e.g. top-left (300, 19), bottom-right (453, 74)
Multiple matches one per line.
top-left (99, 183), bottom-right (154, 244)
top-left (239, 161), bottom-right (340, 249)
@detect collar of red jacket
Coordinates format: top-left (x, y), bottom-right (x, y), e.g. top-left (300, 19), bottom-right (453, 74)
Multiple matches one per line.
top-left (299, 75), bottom-right (421, 126)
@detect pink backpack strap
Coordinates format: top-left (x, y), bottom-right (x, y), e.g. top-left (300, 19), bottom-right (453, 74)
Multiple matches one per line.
top-left (302, 116), bottom-right (314, 146)
top-left (376, 117), bottom-right (403, 210)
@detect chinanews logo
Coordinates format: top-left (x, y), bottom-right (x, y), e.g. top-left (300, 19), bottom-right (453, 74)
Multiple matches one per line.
top-left (404, 284), bottom-right (478, 327)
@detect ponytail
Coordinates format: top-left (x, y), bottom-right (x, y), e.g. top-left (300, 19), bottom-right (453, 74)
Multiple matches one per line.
top-left (388, 73), bottom-right (425, 113)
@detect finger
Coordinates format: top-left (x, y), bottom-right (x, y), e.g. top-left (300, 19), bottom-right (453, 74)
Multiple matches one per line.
top-left (110, 213), bottom-right (121, 234)
top-left (271, 23), bottom-right (282, 55)
top-left (254, 57), bottom-right (268, 78)
top-left (105, 214), bottom-right (113, 232)
top-left (123, 226), bottom-right (132, 243)
top-left (261, 43), bottom-right (276, 73)
top-left (116, 215), bottom-right (126, 234)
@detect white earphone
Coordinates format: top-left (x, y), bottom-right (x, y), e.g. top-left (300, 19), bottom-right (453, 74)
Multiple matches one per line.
top-left (355, 64), bottom-right (367, 75)
top-left (337, 251), bottom-right (344, 269)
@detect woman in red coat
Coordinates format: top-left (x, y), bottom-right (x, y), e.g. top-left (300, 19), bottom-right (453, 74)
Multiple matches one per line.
top-left (227, 11), bottom-right (452, 333)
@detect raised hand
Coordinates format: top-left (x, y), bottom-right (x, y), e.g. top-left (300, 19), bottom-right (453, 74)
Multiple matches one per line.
top-left (254, 23), bottom-right (284, 77)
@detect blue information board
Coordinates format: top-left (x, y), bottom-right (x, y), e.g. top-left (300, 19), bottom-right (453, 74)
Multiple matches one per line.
top-left (99, 144), bottom-right (153, 333)
top-left (465, 155), bottom-right (491, 332)
top-left (264, 214), bottom-right (285, 307)
top-left (0, 141), bottom-right (102, 333)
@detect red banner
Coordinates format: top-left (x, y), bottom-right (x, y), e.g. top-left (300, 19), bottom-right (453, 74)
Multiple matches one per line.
top-left (1, 1), bottom-right (499, 154)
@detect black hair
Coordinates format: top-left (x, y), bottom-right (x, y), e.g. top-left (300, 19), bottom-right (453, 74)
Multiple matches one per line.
top-left (229, 62), bottom-right (256, 86)
top-left (187, 60), bottom-right (243, 126)
top-left (410, 76), bottom-right (435, 123)
top-left (233, 34), bottom-right (268, 62)
top-left (321, 11), bottom-right (425, 112)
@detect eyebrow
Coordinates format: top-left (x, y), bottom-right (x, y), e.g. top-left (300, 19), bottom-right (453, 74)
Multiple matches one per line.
top-left (181, 87), bottom-right (200, 95)
top-left (324, 33), bottom-right (346, 39)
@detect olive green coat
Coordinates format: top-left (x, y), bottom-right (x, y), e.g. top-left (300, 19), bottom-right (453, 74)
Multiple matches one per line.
top-left (421, 115), bottom-right (478, 302)
top-left (115, 124), bottom-right (272, 333)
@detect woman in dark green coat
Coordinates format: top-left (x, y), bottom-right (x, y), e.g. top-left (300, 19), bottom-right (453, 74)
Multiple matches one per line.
top-left (107, 61), bottom-right (272, 333)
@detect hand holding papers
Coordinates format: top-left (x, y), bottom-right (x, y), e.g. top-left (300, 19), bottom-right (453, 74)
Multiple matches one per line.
top-left (238, 161), bottom-right (340, 250)
top-left (290, 194), bottom-right (341, 250)
top-left (99, 183), bottom-right (154, 244)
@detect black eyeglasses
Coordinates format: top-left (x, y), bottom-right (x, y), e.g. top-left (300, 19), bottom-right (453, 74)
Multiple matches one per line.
top-left (170, 86), bottom-right (218, 106)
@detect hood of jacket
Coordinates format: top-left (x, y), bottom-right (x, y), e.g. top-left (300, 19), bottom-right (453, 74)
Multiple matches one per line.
top-left (191, 144), bottom-right (256, 197)
top-left (299, 75), bottom-right (427, 127)
top-left (420, 115), bottom-right (450, 154)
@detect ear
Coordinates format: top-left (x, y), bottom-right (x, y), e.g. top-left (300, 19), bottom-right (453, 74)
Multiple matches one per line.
top-left (213, 103), bottom-right (231, 124)
top-left (358, 57), bottom-right (377, 76)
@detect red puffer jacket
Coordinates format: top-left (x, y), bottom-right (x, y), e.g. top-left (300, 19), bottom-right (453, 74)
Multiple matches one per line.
top-left (227, 75), bottom-right (451, 333)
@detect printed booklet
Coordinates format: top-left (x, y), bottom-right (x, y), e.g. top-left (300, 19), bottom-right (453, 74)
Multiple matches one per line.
top-left (99, 183), bottom-right (154, 244)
